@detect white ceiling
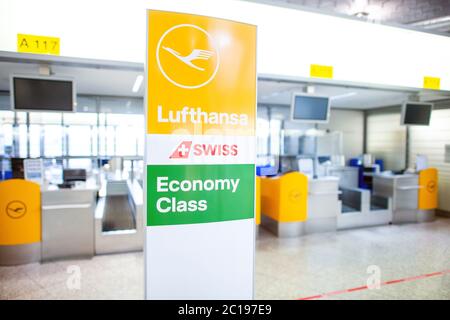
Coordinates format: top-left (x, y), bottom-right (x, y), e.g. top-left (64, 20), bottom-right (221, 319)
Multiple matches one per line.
top-left (257, 80), bottom-right (413, 109)
top-left (257, 0), bottom-right (450, 34)
top-left (0, 60), bottom-right (448, 110)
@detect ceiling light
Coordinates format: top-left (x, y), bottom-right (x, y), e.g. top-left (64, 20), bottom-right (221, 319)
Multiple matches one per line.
top-left (132, 75), bottom-right (144, 93)
top-left (354, 11), bottom-right (369, 19)
top-left (330, 92), bottom-right (357, 100)
top-left (352, 0), bottom-right (368, 18)
top-left (351, 0), bottom-right (383, 22)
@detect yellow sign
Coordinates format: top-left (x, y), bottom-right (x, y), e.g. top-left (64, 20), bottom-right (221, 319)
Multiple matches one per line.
top-left (418, 168), bottom-right (438, 210)
top-left (17, 34), bottom-right (60, 55)
top-left (260, 172), bottom-right (308, 223)
top-left (423, 76), bottom-right (440, 90)
top-left (147, 10), bottom-right (256, 136)
top-left (0, 179), bottom-right (41, 245)
top-left (255, 176), bottom-right (261, 225)
top-left (310, 64), bottom-right (333, 79)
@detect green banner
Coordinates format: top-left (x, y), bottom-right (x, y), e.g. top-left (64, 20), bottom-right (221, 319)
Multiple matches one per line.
top-left (147, 164), bottom-right (254, 226)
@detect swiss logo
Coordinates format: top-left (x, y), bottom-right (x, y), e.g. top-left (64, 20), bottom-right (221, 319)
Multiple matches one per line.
top-left (169, 141), bottom-right (239, 159)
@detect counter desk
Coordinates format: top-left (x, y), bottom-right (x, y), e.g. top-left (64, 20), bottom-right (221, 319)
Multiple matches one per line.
top-left (94, 178), bottom-right (144, 255)
top-left (260, 173), bottom-right (341, 237)
top-left (0, 179), bottom-right (98, 265)
top-left (305, 177), bottom-right (341, 234)
top-left (373, 170), bottom-right (437, 224)
top-left (41, 185), bottom-right (98, 261)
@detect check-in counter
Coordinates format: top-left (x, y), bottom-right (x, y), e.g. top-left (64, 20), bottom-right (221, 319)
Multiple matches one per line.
top-left (94, 179), bottom-right (144, 254)
top-left (260, 173), bottom-right (342, 237)
top-left (373, 174), bottom-right (418, 224)
top-left (41, 186), bottom-right (98, 261)
top-left (329, 166), bottom-right (359, 189)
top-left (305, 177), bottom-right (340, 234)
top-left (373, 168), bottom-right (438, 224)
top-left (260, 172), bottom-right (308, 237)
top-left (338, 186), bottom-right (392, 229)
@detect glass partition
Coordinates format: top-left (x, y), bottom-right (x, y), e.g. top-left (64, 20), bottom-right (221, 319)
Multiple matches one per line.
top-left (0, 95), bottom-right (144, 160)
top-left (43, 125), bottom-right (63, 157)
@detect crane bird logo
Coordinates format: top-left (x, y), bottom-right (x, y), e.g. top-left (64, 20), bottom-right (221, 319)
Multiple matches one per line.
top-left (162, 47), bottom-right (214, 72)
top-left (6, 200), bottom-right (27, 219)
top-left (156, 24), bottom-right (220, 89)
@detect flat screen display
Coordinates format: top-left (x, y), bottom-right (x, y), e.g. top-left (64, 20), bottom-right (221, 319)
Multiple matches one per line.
top-left (402, 102), bottom-right (433, 126)
top-left (63, 169), bottom-right (87, 182)
top-left (291, 94), bottom-right (330, 123)
top-left (12, 77), bottom-right (74, 111)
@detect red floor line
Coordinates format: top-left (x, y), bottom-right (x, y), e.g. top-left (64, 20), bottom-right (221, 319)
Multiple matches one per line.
top-left (401, 275), bottom-right (427, 282)
top-left (384, 279), bottom-right (405, 285)
top-left (423, 272), bottom-right (442, 277)
top-left (313, 289), bottom-right (349, 299)
top-left (301, 295), bottom-right (323, 300)
top-left (297, 268), bottom-right (450, 300)
top-left (346, 286), bottom-right (368, 292)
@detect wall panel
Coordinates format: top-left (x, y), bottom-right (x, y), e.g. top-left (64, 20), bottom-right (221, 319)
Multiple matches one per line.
top-left (366, 111), bottom-right (406, 171)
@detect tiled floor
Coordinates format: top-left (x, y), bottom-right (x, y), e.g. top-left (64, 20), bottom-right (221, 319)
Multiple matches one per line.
top-left (1, 218), bottom-right (449, 300)
top-left (255, 217), bottom-right (450, 300)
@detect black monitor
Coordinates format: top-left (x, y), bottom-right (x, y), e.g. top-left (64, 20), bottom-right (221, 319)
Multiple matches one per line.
top-left (401, 102), bottom-right (433, 126)
top-left (291, 93), bottom-right (330, 123)
top-left (11, 75), bottom-right (75, 112)
top-left (63, 169), bottom-right (87, 183)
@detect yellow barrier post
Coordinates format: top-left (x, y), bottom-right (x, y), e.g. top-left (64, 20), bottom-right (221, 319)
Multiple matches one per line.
top-left (260, 172), bottom-right (308, 237)
top-left (255, 176), bottom-right (261, 225)
top-left (418, 168), bottom-right (438, 210)
top-left (0, 179), bottom-right (41, 265)
top-left (417, 168), bottom-right (438, 223)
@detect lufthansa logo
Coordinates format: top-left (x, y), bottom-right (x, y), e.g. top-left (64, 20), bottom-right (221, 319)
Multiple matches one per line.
top-left (427, 180), bottom-right (436, 193)
top-left (6, 200), bottom-right (27, 219)
top-left (289, 190), bottom-right (302, 203)
top-left (156, 24), bottom-right (220, 89)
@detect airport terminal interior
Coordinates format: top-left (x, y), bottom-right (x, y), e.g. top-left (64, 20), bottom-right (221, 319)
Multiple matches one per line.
top-left (1, 0), bottom-right (450, 300)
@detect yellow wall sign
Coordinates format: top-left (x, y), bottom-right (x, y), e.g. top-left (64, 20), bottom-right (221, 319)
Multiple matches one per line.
top-left (310, 64), bottom-right (333, 79)
top-left (147, 10), bottom-right (256, 136)
top-left (17, 34), bottom-right (60, 55)
top-left (423, 76), bottom-right (440, 90)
